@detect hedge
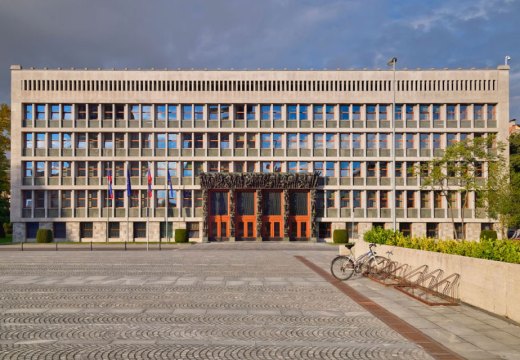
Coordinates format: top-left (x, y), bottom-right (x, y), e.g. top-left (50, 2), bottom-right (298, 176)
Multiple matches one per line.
top-left (175, 229), bottom-right (188, 243)
top-left (480, 230), bottom-right (497, 240)
top-left (36, 229), bottom-right (54, 243)
top-left (333, 229), bottom-right (349, 244)
top-left (364, 227), bottom-right (520, 264)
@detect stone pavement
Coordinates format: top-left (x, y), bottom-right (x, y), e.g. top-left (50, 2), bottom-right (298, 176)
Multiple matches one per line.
top-left (0, 242), bottom-right (518, 359)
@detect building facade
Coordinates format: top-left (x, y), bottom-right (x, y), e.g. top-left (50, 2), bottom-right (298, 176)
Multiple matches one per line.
top-left (10, 65), bottom-right (510, 242)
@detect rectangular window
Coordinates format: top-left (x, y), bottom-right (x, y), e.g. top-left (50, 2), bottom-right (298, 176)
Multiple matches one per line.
top-left (35, 161), bottom-right (45, 177)
top-left (313, 134), bottom-right (324, 149)
top-left (421, 191), bottom-right (430, 208)
top-left (50, 104), bottom-right (60, 120)
top-left (88, 190), bottom-right (98, 208)
top-left (433, 133), bottom-right (441, 149)
top-left (88, 104), bottom-right (98, 121)
top-left (379, 104), bottom-right (388, 121)
top-left (325, 134), bottom-right (335, 149)
top-left (313, 161), bottom-right (323, 175)
top-left (168, 134), bottom-right (177, 149)
top-left (287, 133), bottom-right (297, 149)
top-left (220, 105), bottom-right (229, 120)
top-left (168, 105), bottom-right (177, 120)
top-left (24, 161), bottom-right (33, 177)
top-left (50, 161), bottom-right (60, 177)
top-left (133, 222), bottom-right (146, 238)
top-left (447, 105), bottom-right (456, 121)
top-left (487, 104), bottom-right (496, 120)
top-left (246, 104), bottom-right (257, 121)
top-left (394, 104), bottom-right (402, 121)
top-left (367, 191), bottom-right (377, 208)
top-left (406, 133), bottom-right (414, 149)
top-left (325, 105), bottom-right (334, 120)
top-left (432, 105), bottom-right (440, 121)
top-left (352, 105), bottom-right (361, 120)
top-left (103, 133), bottom-right (113, 149)
top-left (36, 104), bottom-right (46, 120)
top-left (299, 134), bottom-right (309, 149)
top-left (36, 133), bottom-right (45, 148)
top-left (208, 105), bottom-right (218, 121)
top-left (419, 105), bottom-right (429, 121)
top-left (103, 104), bottom-right (114, 120)
top-left (339, 105), bottom-right (349, 120)
top-left (62, 190), bottom-right (72, 208)
top-left (313, 104), bottom-right (323, 120)
top-left (379, 134), bottom-right (388, 149)
top-left (366, 133), bottom-right (376, 149)
top-left (235, 133), bottom-right (245, 148)
top-left (459, 105), bottom-right (468, 121)
top-left (194, 105), bottom-right (204, 120)
top-left (407, 191), bottom-right (415, 208)
top-left (23, 104), bottom-right (33, 121)
top-left (54, 222), bottom-right (66, 238)
top-left (210, 191), bottom-right (228, 215)
top-left (426, 223), bottom-right (438, 238)
top-left (326, 190), bottom-right (335, 208)
top-left (379, 162), bottom-right (388, 177)
top-left (353, 190), bottom-right (361, 208)
top-left (247, 133), bottom-right (256, 149)
top-left (340, 190), bottom-right (350, 208)
top-left (182, 134), bottom-right (192, 149)
top-left (406, 105), bottom-right (414, 120)
top-left (182, 105), bottom-right (193, 120)
top-left (273, 105), bottom-right (282, 120)
top-left (261, 134), bottom-right (271, 149)
top-left (287, 105), bottom-right (296, 120)
top-left (325, 162), bottom-right (334, 177)
top-left (299, 105), bottom-right (308, 120)
top-left (288, 161), bottom-right (297, 173)
top-left (352, 134), bottom-right (361, 149)
top-left (395, 190), bottom-right (403, 208)
top-left (273, 133), bottom-right (282, 149)
top-left (366, 105), bottom-right (376, 120)
top-left (183, 162), bottom-right (193, 177)
top-left (108, 223), bottom-right (120, 238)
top-left (420, 134), bottom-right (429, 149)
top-left (380, 191), bottom-right (389, 208)
top-left (367, 162), bottom-right (376, 177)
top-left (156, 105), bottom-right (166, 121)
top-left (340, 134), bottom-right (350, 149)
top-left (395, 134), bottom-right (403, 149)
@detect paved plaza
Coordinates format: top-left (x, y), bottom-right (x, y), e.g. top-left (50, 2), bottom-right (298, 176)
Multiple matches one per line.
top-left (0, 243), bottom-right (519, 359)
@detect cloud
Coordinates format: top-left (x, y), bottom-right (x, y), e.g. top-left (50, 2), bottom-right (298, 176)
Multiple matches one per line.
top-left (0, 0), bottom-right (519, 117)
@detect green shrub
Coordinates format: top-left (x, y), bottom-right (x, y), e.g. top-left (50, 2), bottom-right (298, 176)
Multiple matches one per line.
top-left (480, 230), bottom-right (498, 240)
top-left (363, 229), bottom-right (520, 264)
top-left (3, 223), bottom-right (12, 235)
top-left (175, 229), bottom-right (188, 243)
top-left (36, 229), bottom-right (53, 243)
top-left (332, 229), bottom-right (349, 244)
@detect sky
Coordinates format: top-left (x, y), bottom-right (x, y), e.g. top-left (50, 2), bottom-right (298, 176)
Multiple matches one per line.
top-left (0, 0), bottom-right (519, 119)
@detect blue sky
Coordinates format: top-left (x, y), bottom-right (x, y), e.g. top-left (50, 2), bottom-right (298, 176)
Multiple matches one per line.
top-left (1, 0), bottom-right (519, 119)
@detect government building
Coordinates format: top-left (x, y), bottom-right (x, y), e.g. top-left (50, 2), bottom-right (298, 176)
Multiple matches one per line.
top-left (10, 64), bottom-right (510, 242)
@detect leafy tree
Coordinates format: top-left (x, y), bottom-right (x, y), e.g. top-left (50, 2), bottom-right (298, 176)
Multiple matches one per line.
top-left (419, 136), bottom-right (505, 240)
top-left (482, 133), bottom-right (520, 237)
top-left (0, 104), bottom-right (10, 225)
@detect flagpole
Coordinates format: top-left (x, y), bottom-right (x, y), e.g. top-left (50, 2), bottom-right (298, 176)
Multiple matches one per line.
top-left (147, 162), bottom-right (150, 252)
top-left (165, 133), bottom-right (169, 244)
top-left (106, 180), bottom-right (109, 243)
top-left (126, 162), bottom-right (130, 246)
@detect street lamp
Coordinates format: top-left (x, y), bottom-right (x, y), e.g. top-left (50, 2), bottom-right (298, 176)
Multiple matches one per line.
top-left (387, 57), bottom-right (397, 233)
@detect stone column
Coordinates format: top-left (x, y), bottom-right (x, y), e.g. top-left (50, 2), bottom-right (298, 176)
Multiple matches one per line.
top-left (310, 189), bottom-right (317, 242)
top-left (202, 189), bottom-right (209, 242)
top-left (229, 189), bottom-right (235, 242)
top-left (283, 189), bottom-right (290, 241)
top-left (256, 189), bottom-right (262, 241)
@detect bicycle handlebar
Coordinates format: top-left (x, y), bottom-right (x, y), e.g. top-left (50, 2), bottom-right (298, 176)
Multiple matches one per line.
top-left (369, 243), bottom-right (377, 249)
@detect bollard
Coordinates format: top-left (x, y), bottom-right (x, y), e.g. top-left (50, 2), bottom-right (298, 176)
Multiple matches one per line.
top-left (125, 242), bottom-right (127, 251)
top-left (159, 239), bottom-right (161, 251)
top-left (21, 242), bottom-right (23, 252)
top-left (90, 241), bottom-right (93, 251)
top-left (56, 242), bottom-right (58, 251)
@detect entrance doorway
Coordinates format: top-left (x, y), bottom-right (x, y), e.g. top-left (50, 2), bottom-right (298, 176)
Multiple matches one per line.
top-left (288, 191), bottom-right (310, 240)
top-left (235, 191), bottom-right (256, 240)
top-left (208, 191), bottom-right (229, 241)
top-left (262, 191), bottom-right (283, 240)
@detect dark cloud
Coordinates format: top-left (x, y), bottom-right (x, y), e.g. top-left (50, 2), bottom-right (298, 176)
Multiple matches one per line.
top-left (1, 0), bottom-right (519, 118)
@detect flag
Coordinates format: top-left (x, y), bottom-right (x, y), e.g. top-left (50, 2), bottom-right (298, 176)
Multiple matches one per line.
top-left (126, 167), bottom-right (132, 197)
top-left (147, 166), bottom-right (153, 198)
top-left (167, 170), bottom-right (174, 198)
top-left (107, 170), bottom-right (114, 199)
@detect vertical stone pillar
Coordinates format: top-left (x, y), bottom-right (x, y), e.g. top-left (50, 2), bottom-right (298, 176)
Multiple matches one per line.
top-left (202, 189), bottom-right (209, 242)
top-left (283, 189), bottom-right (290, 241)
top-left (256, 189), bottom-right (262, 241)
top-left (229, 189), bottom-right (235, 242)
top-left (310, 189), bottom-right (317, 242)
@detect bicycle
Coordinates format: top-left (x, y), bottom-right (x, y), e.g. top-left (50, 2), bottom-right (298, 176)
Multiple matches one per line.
top-left (330, 243), bottom-right (388, 281)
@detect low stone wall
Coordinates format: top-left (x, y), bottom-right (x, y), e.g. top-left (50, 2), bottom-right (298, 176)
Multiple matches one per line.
top-left (341, 241), bottom-right (520, 324)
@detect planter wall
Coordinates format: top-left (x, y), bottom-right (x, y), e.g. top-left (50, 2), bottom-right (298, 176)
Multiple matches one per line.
top-left (341, 241), bottom-right (520, 324)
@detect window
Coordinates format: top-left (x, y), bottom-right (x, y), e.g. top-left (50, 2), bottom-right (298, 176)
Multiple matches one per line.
top-left (459, 105), bottom-right (468, 121)
top-left (340, 190), bottom-right (350, 208)
top-left (407, 191), bottom-right (415, 208)
top-left (210, 191), bottom-right (228, 215)
top-left (313, 134), bottom-right (324, 149)
top-left (325, 162), bottom-right (334, 177)
top-left (49, 133), bottom-right (59, 149)
top-left (432, 105), bottom-right (440, 121)
top-left (168, 161), bottom-right (178, 177)
top-left (273, 133), bottom-right (282, 149)
top-left (394, 104), bottom-right (402, 120)
top-left (352, 105), bottom-right (361, 120)
top-left (24, 104), bottom-right (33, 120)
top-left (141, 133), bottom-right (152, 149)
top-left (35, 161), bottom-right (45, 177)
top-left (352, 162), bottom-right (361, 178)
top-left (313, 161), bottom-right (323, 175)
top-left (379, 162), bottom-right (388, 177)
top-left (405, 105), bottom-right (414, 120)
top-left (24, 133), bottom-right (33, 149)
top-left (287, 133), bottom-right (297, 149)
top-left (209, 133), bottom-right (219, 149)
top-left (400, 223), bottom-right (411, 237)
top-left (340, 134), bottom-right (350, 149)
top-left (352, 134), bottom-right (361, 149)
top-left (88, 104), bottom-right (98, 121)
top-left (433, 134), bottom-right (441, 149)
top-left (339, 161), bottom-right (350, 177)
top-left (156, 190), bottom-right (166, 208)
top-left (290, 192), bottom-right (308, 215)
top-left (246, 104), bottom-right (257, 121)
top-left (221, 105), bottom-right (229, 120)
top-left (183, 162), bottom-right (193, 177)
top-left (380, 191), bottom-right (389, 208)
top-left (156, 133), bottom-right (166, 149)
top-left (261, 134), bottom-right (271, 149)
top-left (474, 105), bottom-right (484, 120)
top-left (36, 133), bottom-right (45, 148)
top-left (54, 223), bottom-right (66, 239)
top-left (395, 162), bottom-right (403, 177)
top-left (247, 133), bottom-right (256, 148)
top-left (133, 222), bottom-right (146, 238)
top-left (273, 105), bottom-right (282, 120)
top-left (157, 105), bottom-right (166, 121)
top-left (426, 223), bottom-right (438, 238)
top-left (187, 222), bottom-right (200, 238)
top-left (447, 133), bottom-right (457, 146)
top-left (288, 161), bottom-right (297, 173)
top-left (299, 161), bottom-right (309, 173)
top-left (182, 134), bottom-right (192, 149)
top-left (35, 191), bottom-right (45, 209)
top-left (313, 104), bottom-right (323, 120)
top-left (50, 162), bottom-right (60, 177)
top-left (88, 133), bottom-right (99, 149)
top-left (325, 105), bottom-right (334, 120)
top-left (421, 191), bottom-right (431, 208)
top-left (339, 105), bottom-right (349, 120)
top-left (24, 161), bottom-right (33, 177)
top-left (36, 104), bottom-right (45, 120)
top-left (366, 133), bottom-right (376, 149)
top-left (287, 105), bottom-right (296, 120)
top-left (273, 161), bottom-right (281, 172)
top-left (366, 105), bottom-right (376, 120)
top-left (299, 134), bottom-right (309, 149)
top-left (80, 222), bottom-right (93, 238)
top-left (379, 104), bottom-right (388, 121)
top-left (406, 134), bottom-right (414, 149)
top-left (235, 133), bottom-right (245, 148)
top-left (26, 223), bottom-right (39, 238)
top-left (395, 190), bottom-right (403, 208)
top-left (299, 105), bottom-right (308, 120)
top-left (258, 104), bottom-right (270, 121)
top-left (367, 191), bottom-right (377, 208)
top-left (76, 190), bottom-right (86, 208)
top-left (183, 190), bottom-right (192, 208)
top-left (50, 104), bottom-right (60, 120)
top-left (103, 133), bottom-right (113, 149)
top-left (103, 104), bottom-right (113, 120)
top-left (108, 223), bottom-right (120, 238)
top-left (367, 162), bottom-right (376, 177)
top-left (353, 190), bottom-right (361, 208)
top-left (325, 191), bottom-right (335, 209)
top-left (262, 161), bottom-right (271, 173)
top-left (447, 105), bottom-right (456, 121)
top-left (419, 105), bottom-right (429, 121)
top-left (221, 133), bottom-right (230, 149)
top-left (434, 191), bottom-right (442, 208)
top-left (88, 190), bottom-right (98, 208)
top-left (379, 134), bottom-right (388, 149)
top-left (168, 105), bottom-right (177, 120)
top-left (394, 134), bottom-right (403, 149)
top-left (194, 105), bottom-right (204, 120)
top-left (182, 105), bottom-right (193, 120)
top-left (168, 134), bottom-right (177, 149)
top-left (487, 104), bottom-right (496, 120)
top-left (420, 134), bottom-right (429, 149)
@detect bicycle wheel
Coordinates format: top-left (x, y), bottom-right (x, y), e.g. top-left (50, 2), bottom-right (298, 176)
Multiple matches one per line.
top-left (365, 256), bottom-right (389, 276)
top-left (330, 256), bottom-right (355, 280)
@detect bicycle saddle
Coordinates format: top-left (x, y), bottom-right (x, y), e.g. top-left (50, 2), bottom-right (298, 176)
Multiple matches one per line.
top-left (344, 243), bottom-right (355, 249)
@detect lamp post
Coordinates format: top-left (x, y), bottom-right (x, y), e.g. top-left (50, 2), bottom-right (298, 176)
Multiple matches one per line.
top-left (387, 57), bottom-right (397, 233)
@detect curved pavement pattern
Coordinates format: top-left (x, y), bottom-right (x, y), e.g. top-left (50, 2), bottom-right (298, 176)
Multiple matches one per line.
top-left (0, 243), bottom-right (518, 359)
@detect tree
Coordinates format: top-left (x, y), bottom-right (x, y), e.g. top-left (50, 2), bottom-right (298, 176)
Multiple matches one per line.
top-left (482, 132), bottom-right (520, 238)
top-left (419, 136), bottom-right (505, 240)
top-left (0, 104), bottom-right (10, 225)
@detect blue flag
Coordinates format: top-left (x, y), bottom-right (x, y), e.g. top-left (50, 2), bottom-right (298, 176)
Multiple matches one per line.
top-left (167, 170), bottom-right (174, 198)
top-left (126, 167), bottom-right (132, 197)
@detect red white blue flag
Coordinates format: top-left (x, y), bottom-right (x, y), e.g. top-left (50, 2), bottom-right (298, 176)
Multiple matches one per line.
top-left (167, 170), bottom-right (174, 199)
top-left (107, 170), bottom-right (114, 199)
top-left (147, 166), bottom-right (153, 198)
